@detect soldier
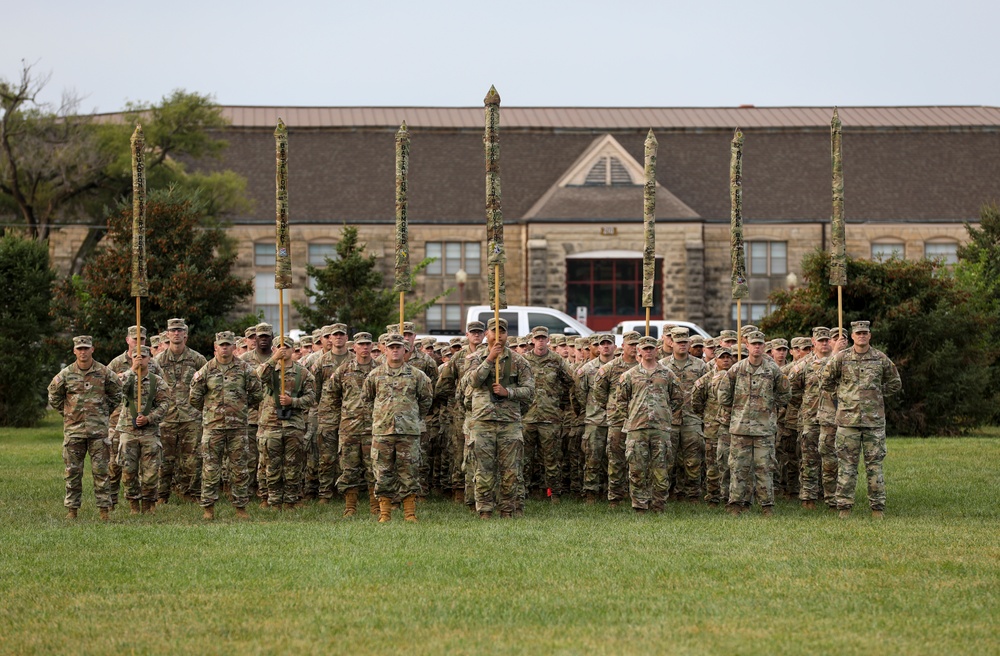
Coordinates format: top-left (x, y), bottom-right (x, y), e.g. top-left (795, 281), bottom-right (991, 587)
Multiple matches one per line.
top-left (325, 332), bottom-right (378, 516)
top-left (818, 327), bottom-right (850, 508)
top-left (257, 335), bottom-right (316, 510)
top-left (563, 336), bottom-right (590, 496)
top-left (314, 323), bottom-right (352, 503)
top-left (390, 321), bottom-right (439, 499)
top-left (150, 334), bottom-right (160, 355)
top-left (467, 318), bottom-right (535, 518)
top-left (776, 338), bottom-right (802, 499)
top-left (788, 326), bottom-right (833, 510)
top-left (48, 336), bottom-right (123, 520)
top-left (821, 321), bottom-right (901, 518)
top-left (107, 326), bottom-right (162, 509)
top-left (154, 317), bottom-right (207, 504)
top-left (117, 345), bottom-right (168, 514)
top-left (241, 322), bottom-right (273, 501)
top-left (617, 336), bottom-right (683, 513)
top-left (522, 326), bottom-right (577, 504)
top-left (689, 335), bottom-right (705, 361)
top-left (692, 345), bottom-right (736, 507)
top-left (594, 331), bottom-right (641, 507)
top-left (577, 333), bottom-right (616, 504)
top-left (363, 333), bottom-right (433, 523)
top-left (702, 337), bottom-right (717, 363)
top-left (719, 331), bottom-right (790, 516)
top-left (660, 327), bottom-right (710, 502)
top-left (190, 331), bottom-right (264, 520)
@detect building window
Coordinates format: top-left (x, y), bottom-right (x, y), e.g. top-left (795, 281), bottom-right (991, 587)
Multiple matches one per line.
top-left (425, 242), bottom-right (481, 276)
top-left (254, 272), bottom-right (290, 329)
top-left (924, 242), bottom-right (958, 265)
top-left (308, 242), bottom-right (339, 266)
top-left (731, 302), bottom-right (773, 324)
top-left (748, 241), bottom-right (787, 275)
top-left (583, 157), bottom-right (635, 186)
top-left (871, 242), bottom-right (904, 260)
top-left (566, 258), bottom-right (663, 319)
top-left (254, 243), bottom-right (275, 267)
top-left (425, 303), bottom-right (463, 333)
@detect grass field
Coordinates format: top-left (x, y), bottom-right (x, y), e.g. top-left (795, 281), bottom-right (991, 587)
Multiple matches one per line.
top-left (1, 415), bottom-right (997, 655)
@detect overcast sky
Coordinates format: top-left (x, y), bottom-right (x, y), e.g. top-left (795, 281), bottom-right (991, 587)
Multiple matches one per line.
top-left (5, 0), bottom-right (999, 113)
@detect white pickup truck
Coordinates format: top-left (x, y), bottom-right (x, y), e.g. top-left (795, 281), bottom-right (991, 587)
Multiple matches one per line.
top-left (464, 305), bottom-right (593, 338)
top-left (610, 320), bottom-right (710, 346)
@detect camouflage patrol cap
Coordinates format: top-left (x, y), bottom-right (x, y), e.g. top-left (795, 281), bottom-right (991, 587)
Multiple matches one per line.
top-left (717, 345), bottom-right (734, 357)
top-left (670, 327), bottom-right (691, 342)
top-left (466, 320), bottom-right (485, 332)
top-left (550, 334), bottom-right (566, 346)
top-left (588, 334), bottom-right (601, 346)
top-left (772, 338), bottom-right (789, 350)
top-left (830, 327), bottom-right (848, 339)
top-left (575, 337), bottom-right (589, 349)
top-left (718, 330), bottom-right (738, 341)
top-left (138, 345), bottom-right (152, 358)
top-left (461, 337), bottom-right (469, 346)
top-left (354, 332), bottom-right (373, 344)
top-left (486, 317), bottom-right (508, 331)
top-left (166, 318), bottom-right (187, 331)
top-left (320, 325), bottom-right (334, 337)
top-left (622, 331), bottom-right (641, 345)
top-left (73, 335), bottom-right (93, 349)
top-left (150, 335), bottom-right (161, 348)
top-left (740, 325), bottom-right (759, 337)
top-left (690, 335), bottom-right (705, 346)
top-left (330, 323), bottom-right (348, 335)
top-left (704, 337), bottom-right (717, 348)
top-left (385, 333), bottom-right (406, 347)
top-left (812, 326), bottom-right (831, 340)
top-left (764, 341), bottom-right (773, 352)
top-left (747, 331), bottom-right (766, 344)
top-left (851, 320), bottom-right (871, 333)
top-left (215, 331), bottom-right (236, 345)
top-left (420, 337), bottom-right (437, 348)
top-left (311, 329), bottom-right (321, 340)
top-left (300, 335), bottom-right (313, 347)
top-left (530, 326), bottom-right (549, 338)
top-left (127, 325), bottom-right (148, 339)
top-left (788, 337), bottom-right (802, 349)
top-left (255, 323), bottom-right (274, 337)
top-left (637, 336), bottom-right (658, 349)
top-left (386, 322), bottom-right (416, 334)
top-left (597, 333), bottom-right (615, 345)
top-left (449, 336), bottom-right (463, 347)
top-left (378, 333), bottom-right (389, 344)
top-left (245, 326), bottom-right (257, 338)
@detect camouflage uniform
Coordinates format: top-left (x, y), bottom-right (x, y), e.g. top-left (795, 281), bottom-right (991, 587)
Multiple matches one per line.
top-left (190, 354), bottom-right (264, 508)
top-left (257, 358), bottom-right (316, 506)
top-left (563, 346), bottom-right (589, 495)
top-left (48, 354), bottom-right (123, 511)
top-left (240, 347), bottom-right (271, 499)
top-left (117, 369), bottom-right (169, 504)
top-left (362, 359), bottom-right (433, 500)
top-left (594, 351), bottom-right (639, 503)
top-left (436, 341), bottom-right (483, 501)
top-left (719, 344), bottom-right (791, 510)
top-left (821, 334), bottom-right (901, 512)
top-left (107, 350), bottom-right (162, 506)
top-left (468, 344), bottom-right (535, 516)
top-left (324, 357), bottom-right (377, 494)
top-left (617, 358), bottom-right (683, 510)
top-left (692, 364), bottom-right (732, 505)
top-left (312, 348), bottom-right (352, 500)
top-left (777, 355), bottom-right (802, 498)
top-left (577, 355), bottom-right (614, 498)
top-left (405, 347), bottom-right (439, 497)
top-left (154, 345), bottom-right (207, 501)
top-left (790, 350), bottom-right (828, 504)
top-left (521, 342), bottom-right (577, 500)
top-left (660, 351), bottom-right (710, 500)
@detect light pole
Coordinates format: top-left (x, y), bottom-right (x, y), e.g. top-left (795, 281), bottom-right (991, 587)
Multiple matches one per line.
top-left (456, 268), bottom-right (468, 330)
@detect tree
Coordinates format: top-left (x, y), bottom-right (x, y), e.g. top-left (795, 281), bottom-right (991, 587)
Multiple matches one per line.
top-left (956, 201), bottom-right (1000, 422)
top-left (54, 188), bottom-right (255, 362)
top-left (0, 233), bottom-right (56, 426)
top-left (0, 62), bottom-right (247, 271)
top-left (760, 249), bottom-right (993, 436)
top-left (294, 225), bottom-right (448, 337)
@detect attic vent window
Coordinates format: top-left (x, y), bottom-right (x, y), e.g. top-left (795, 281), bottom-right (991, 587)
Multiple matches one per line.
top-left (583, 156), bottom-right (636, 186)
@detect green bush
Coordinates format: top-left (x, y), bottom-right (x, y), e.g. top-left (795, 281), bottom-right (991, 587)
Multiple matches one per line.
top-left (0, 233), bottom-right (57, 426)
top-left (761, 250), bottom-right (992, 436)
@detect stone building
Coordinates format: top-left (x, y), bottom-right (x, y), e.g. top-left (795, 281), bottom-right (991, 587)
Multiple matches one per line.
top-left (48, 105), bottom-right (1000, 334)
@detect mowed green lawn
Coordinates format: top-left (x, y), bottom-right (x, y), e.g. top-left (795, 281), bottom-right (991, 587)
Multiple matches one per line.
top-left (0, 416), bottom-right (997, 655)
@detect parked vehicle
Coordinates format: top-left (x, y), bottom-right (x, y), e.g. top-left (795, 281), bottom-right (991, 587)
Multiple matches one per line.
top-left (465, 306), bottom-right (594, 338)
top-left (610, 320), bottom-right (710, 346)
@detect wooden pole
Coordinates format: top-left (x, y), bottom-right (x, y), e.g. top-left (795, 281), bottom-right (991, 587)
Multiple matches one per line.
top-left (494, 264), bottom-right (501, 384)
top-left (645, 307), bottom-right (651, 338)
top-left (135, 298), bottom-right (142, 406)
top-left (399, 292), bottom-right (405, 335)
top-left (838, 286), bottom-right (844, 338)
top-left (736, 299), bottom-right (742, 361)
top-left (279, 289), bottom-right (285, 395)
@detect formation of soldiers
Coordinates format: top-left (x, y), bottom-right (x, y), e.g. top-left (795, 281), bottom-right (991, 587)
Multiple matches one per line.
top-left (47, 313), bottom-right (901, 522)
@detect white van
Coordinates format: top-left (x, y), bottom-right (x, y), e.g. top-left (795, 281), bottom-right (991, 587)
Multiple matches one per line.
top-left (610, 320), bottom-right (710, 346)
top-left (465, 306), bottom-right (594, 338)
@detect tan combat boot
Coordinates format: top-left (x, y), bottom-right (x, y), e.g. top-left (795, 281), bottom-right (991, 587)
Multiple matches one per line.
top-left (343, 489), bottom-right (359, 518)
top-left (403, 495), bottom-right (418, 523)
top-left (65, 508), bottom-right (77, 519)
top-left (235, 506), bottom-right (250, 520)
top-left (761, 506), bottom-right (774, 517)
top-left (839, 508), bottom-right (852, 519)
top-left (141, 500), bottom-right (156, 515)
top-left (585, 493), bottom-right (597, 505)
top-left (368, 488), bottom-right (379, 515)
top-left (317, 498), bottom-right (330, 505)
top-left (99, 508), bottom-right (110, 521)
top-left (801, 500), bottom-right (816, 510)
top-left (453, 489), bottom-right (465, 504)
top-left (130, 500), bottom-right (141, 515)
top-left (202, 505), bottom-right (215, 520)
top-left (378, 497), bottom-right (392, 523)
top-left (871, 510), bottom-right (884, 520)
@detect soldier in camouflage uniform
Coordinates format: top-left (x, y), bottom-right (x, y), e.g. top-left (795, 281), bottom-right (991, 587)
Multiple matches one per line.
top-left (776, 338), bottom-right (802, 499)
top-left (692, 345), bottom-right (735, 506)
top-left (467, 317), bottom-right (535, 518)
top-left (325, 332), bottom-right (378, 517)
top-left (435, 321), bottom-right (486, 505)
top-left (363, 333), bottom-right (433, 523)
top-left (391, 322), bottom-right (440, 499)
top-left (594, 331), bottom-right (641, 507)
top-left (106, 326), bottom-right (162, 509)
top-left (314, 323), bottom-right (352, 503)
top-left (817, 328), bottom-right (849, 508)
top-left (660, 327), bottom-right (711, 502)
top-left (257, 336), bottom-right (316, 510)
top-left (521, 326), bottom-right (577, 504)
top-left (719, 331), bottom-right (791, 516)
top-left (788, 326), bottom-right (833, 510)
top-left (577, 333), bottom-right (616, 503)
top-left (154, 318), bottom-right (207, 504)
top-left (617, 336), bottom-right (684, 513)
top-left (190, 331), bottom-right (264, 520)
top-left (240, 322), bottom-right (273, 502)
top-left (48, 336), bottom-right (123, 520)
top-left (821, 321), bottom-right (902, 518)
top-left (117, 346), bottom-right (169, 514)
top-left (562, 336), bottom-right (591, 495)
